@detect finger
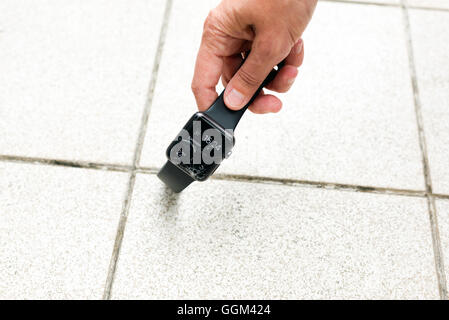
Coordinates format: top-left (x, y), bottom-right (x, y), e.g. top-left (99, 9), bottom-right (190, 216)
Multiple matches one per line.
top-left (248, 91), bottom-right (283, 114)
top-left (265, 39), bottom-right (304, 92)
top-left (285, 39), bottom-right (304, 68)
top-left (221, 54), bottom-right (243, 87)
top-left (265, 65), bottom-right (298, 93)
top-left (191, 43), bottom-right (223, 111)
top-left (224, 37), bottom-right (287, 110)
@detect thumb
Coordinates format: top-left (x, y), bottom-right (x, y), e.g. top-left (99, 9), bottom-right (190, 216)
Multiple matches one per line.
top-left (224, 40), bottom-right (283, 110)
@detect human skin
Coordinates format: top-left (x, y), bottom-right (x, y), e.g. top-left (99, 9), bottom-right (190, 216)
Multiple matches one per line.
top-left (191, 0), bottom-right (317, 114)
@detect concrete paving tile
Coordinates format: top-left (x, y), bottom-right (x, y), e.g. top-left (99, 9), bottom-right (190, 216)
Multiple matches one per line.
top-left (409, 9), bottom-right (449, 194)
top-left (408, 0), bottom-right (449, 10)
top-left (140, 1), bottom-right (424, 191)
top-left (436, 199), bottom-right (449, 284)
top-left (0, 0), bottom-right (165, 164)
top-left (0, 162), bottom-right (128, 299)
top-left (112, 174), bottom-right (438, 299)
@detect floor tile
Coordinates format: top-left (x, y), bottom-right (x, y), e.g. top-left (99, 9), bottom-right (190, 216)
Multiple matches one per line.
top-left (0, 0), bottom-right (165, 164)
top-left (409, 9), bottom-right (449, 194)
top-left (436, 199), bottom-right (449, 284)
top-left (112, 174), bottom-right (437, 299)
top-left (408, 0), bottom-right (449, 10)
top-left (0, 162), bottom-right (127, 299)
top-left (140, 1), bottom-right (424, 190)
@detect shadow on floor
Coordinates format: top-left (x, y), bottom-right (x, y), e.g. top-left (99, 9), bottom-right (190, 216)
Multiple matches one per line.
top-left (158, 185), bottom-right (180, 222)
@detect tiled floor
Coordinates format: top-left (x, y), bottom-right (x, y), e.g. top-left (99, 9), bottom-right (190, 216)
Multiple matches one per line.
top-left (1, 0), bottom-right (448, 299)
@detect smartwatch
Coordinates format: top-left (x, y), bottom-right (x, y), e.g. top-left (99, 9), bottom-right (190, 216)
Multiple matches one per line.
top-left (158, 56), bottom-right (285, 192)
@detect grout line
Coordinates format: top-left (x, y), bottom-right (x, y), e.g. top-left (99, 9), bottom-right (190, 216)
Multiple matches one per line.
top-left (211, 173), bottom-right (427, 198)
top-left (138, 166), bottom-right (427, 198)
top-left (102, 171), bottom-right (136, 299)
top-left (0, 153), bottom-right (442, 199)
top-left (401, 0), bottom-right (448, 299)
top-left (102, 0), bottom-right (173, 300)
top-left (135, 166), bottom-right (159, 175)
top-left (433, 193), bottom-right (449, 201)
top-left (321, 0), bottom-right (449, 13)
top-left (408, 5), bottom-right (449, 13)
top-left (0, 155), bottom-right (132, 172)
top-left (427, 195), bottom-right (448, 297)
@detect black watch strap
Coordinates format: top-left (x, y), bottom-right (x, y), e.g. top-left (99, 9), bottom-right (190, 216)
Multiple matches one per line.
top-left (158, 57), bottom-right (285, 193)
top-left (204, 59), bottom-right (285, 130)
top-left (157, 161), bottom-right (194, 193)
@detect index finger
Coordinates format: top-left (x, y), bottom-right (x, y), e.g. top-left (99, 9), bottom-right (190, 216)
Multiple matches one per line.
top-left (191, 43), bottom-right (223, 111)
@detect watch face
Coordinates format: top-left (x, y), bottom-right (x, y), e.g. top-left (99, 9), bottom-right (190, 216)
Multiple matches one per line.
top-left (166, 113), bottom-right (234, 181)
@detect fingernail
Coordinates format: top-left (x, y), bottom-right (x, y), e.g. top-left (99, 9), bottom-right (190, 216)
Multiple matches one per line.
top-left (287, 78), bottom-right (295, 85)
top-left (226, 88), bottom-right (245, 108)
top-left (296, 39), bottom-right (303, 54)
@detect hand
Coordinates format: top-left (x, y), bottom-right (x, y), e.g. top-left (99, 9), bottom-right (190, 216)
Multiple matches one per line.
top-left (191, 0), bottom-right (317, 114)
